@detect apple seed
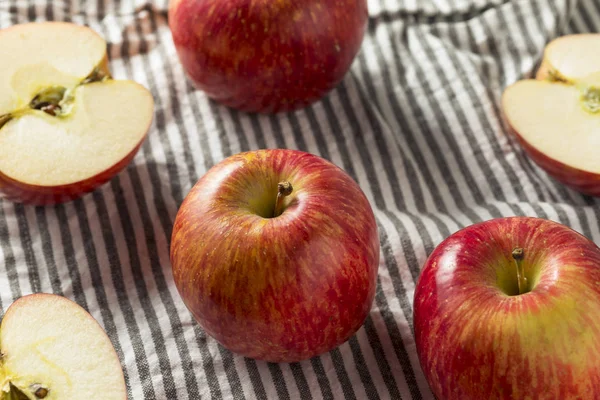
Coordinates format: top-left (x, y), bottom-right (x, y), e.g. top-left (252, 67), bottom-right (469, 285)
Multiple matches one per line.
top-left (30, 86), bottom-right (66, 110)
top-left (30, 384), bottom-right (49, 399)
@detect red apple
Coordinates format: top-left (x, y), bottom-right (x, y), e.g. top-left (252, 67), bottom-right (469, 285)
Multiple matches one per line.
top-left (170, 149), bottom-right (379, 362)
top-left (0, 22), bottom-right (154, 205)
top-left (502, 34), bottom-right (600, 196)
top-left (168, 0), bottom-right (368, 113)
top-left (413, 216), bottom-right (600, 400)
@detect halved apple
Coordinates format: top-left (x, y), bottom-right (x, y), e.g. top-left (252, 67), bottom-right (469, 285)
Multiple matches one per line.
top-left (502, 34), bottom-right (600, 196)
top-left (0, 293), bottom-right (126, 399)
top-left (0, 22), bottom-right (154, 204)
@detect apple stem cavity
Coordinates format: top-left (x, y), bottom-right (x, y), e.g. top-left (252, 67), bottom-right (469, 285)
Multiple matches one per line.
top-left (512, 247), bottom-right (528, 295)
top-left (273, 181), bottom-right (293, 217)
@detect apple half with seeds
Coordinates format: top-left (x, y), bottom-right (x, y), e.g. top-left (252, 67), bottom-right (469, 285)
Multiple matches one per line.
top-left (0, 22), bottom-right (154, 205)
top-left (502, 34), bottom-right (600, 196)
top-left (0, 293), bottom-right (126, 399)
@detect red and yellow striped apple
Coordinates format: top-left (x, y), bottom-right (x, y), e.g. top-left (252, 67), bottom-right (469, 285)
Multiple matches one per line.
top-left (170, 149), bottom-right (379, 362)
top-left (168, 0), bottom-right (368, 113)
top-left (414, 217), bottom-right (600, 399)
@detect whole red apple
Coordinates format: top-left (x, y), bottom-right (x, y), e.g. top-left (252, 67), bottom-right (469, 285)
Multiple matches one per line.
top-left (168, 0), bottom-right (368, 113)
top-left (170, 149), bottom-right (379, 362)
top-left (413, 216), bottom-right (600, 399)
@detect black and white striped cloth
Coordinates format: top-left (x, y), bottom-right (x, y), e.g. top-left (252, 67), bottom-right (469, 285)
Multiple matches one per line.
top-left (0, 0), bottom-right (598, 398)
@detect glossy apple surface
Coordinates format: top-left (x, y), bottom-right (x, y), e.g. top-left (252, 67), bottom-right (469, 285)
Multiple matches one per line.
top-left (170, 149), bottom-right (379, 362)
top-left (168, 0), bottom-right (368, 113)
top-left (414, 217), bottom-right (600, 399)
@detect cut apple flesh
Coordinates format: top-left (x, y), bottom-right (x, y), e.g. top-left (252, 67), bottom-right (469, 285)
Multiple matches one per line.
top-left (0, 81), bottom-right (153, 186)
top-left (537, 34), bottom-right (600, 82)
top-left (0, 294), bottom-right (126, 400)
top-left (0, 22), bottom-right (107, 115)
top-left (503, 80), bottom-right (600, 175)
top-left (0, 22), bottom-right (153, 198)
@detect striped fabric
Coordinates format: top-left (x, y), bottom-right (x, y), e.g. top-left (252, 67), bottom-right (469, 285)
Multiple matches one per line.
top-left (0, 0), bottom-right (598, 398)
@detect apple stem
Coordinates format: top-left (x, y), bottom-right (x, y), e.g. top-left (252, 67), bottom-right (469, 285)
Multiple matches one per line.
top-left (512, 247), bottom-right (528, 295)
top-left (273, 181), bottom-right (293, 217)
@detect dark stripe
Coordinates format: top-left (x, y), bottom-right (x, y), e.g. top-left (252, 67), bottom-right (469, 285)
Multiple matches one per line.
top-left (285, 113), bottom-right (309, 152)
top-left (45, 0), bottom-right (53, 20)
top-left (310, 357), bottom-right (335, 400)
top-left (219, 346), bottom-right (245, 398)
top-left (13, 205), bottom-right (41, 293)
top-left (267, 114), bottom-right (288, 148)
top-left (244, 358), bottom-right (269, 400)
top-left (268, 363), bottom-right (292, 400)
top-left (184, 81), bottom-right (216, 171)
top-left (52, 204), bottom-right (88, 306)
top-left (329, 349), bottom-right (358, 400)
top-left (347, 336), bottom-right (381, 400)
top-left (362, 313), bottom-right (403, 399)
top-left (227, 108), bottom-right (252, 153)
top-left (249, 114), bottom-right (268, 149)
top-left (0, 205), bottom-right (20, 300)
top-left (289, 363), bottom-right (313, 400)
top-left (304, 107), bottom-right (332, 160)
top-left (34, 207), bottom-right (63, 294)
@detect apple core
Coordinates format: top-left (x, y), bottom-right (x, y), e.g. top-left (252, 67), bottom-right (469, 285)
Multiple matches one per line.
top-left (581, 86), bottom-right (600, 113)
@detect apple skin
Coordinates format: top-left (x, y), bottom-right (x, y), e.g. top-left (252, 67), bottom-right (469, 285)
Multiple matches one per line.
top-left (170, 149), bottom-right (379, 362)
top-left (504, 119), bottom-right (600, 197)
top-left (413, 216), bottom-right (600, 400)
top-left (168, 0), bottom-right (368, 113)
top-left (0, 134), bottom-right (147, 205)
